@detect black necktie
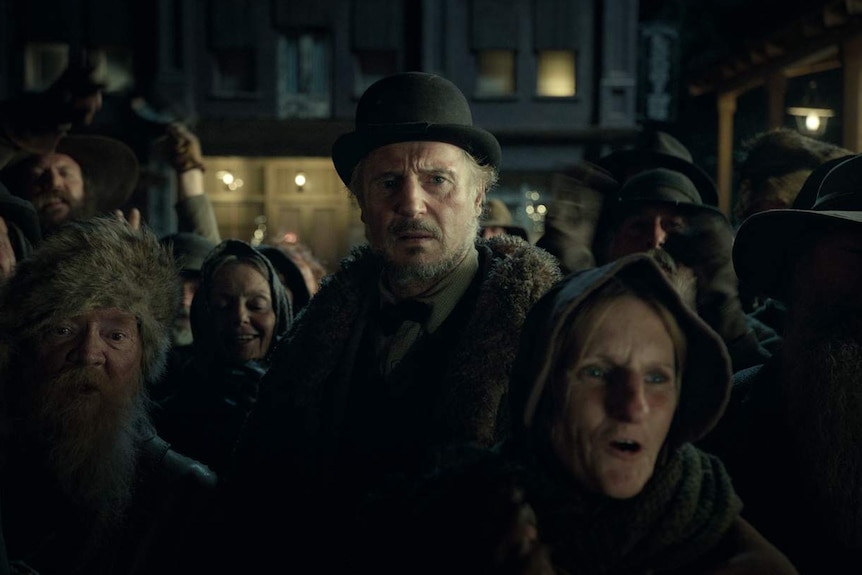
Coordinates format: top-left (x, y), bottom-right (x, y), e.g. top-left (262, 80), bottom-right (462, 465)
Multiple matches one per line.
top-left (378, 300), bottom-right (432, 336)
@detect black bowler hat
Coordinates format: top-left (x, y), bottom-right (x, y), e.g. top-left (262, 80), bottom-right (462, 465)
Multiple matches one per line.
top-left (331, 72), bottom-right (502, 186)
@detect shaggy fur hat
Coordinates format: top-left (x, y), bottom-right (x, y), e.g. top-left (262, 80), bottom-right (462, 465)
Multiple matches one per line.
top-left (0, 216), bottom-right (178, 385)
top-left (735, 128), bottom-right (853, 222)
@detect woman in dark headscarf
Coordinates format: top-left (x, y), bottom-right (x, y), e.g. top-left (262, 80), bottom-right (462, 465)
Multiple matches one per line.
top-left (496, 253), bottom-right (797, 574)
top-left (399, 253), bottom-right (796, 575)
top-left (153, 239), bottom-right (292, 474)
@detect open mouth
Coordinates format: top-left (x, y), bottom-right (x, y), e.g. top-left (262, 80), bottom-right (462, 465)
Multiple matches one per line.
top-left (610, 439), bottom-right (642, 454)
top-left (234, 334), bottom-right (258, 343)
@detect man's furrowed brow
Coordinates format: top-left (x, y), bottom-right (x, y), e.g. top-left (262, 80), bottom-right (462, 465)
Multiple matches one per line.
top-left (418, 165), bottom-right (458, 178)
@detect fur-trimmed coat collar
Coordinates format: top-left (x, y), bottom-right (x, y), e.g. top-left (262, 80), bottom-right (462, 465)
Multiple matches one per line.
top-left (259, 236), bottom-right (562, 451)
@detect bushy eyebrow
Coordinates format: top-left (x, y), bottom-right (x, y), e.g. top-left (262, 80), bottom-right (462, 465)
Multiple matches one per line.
top-left (417, 166), bottom-right (457, 177)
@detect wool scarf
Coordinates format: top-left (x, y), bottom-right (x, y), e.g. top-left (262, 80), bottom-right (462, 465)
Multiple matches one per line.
top-left (530, 443), bottom-right (741, 575)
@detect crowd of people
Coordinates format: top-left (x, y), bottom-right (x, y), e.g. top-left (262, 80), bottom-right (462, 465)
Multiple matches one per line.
top-left (0, 59), bottom-right (859, 574)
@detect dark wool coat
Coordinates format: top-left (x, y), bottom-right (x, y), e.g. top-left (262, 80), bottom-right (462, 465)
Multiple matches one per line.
top-left (221, 236), bottom-right (562, 571)
top-left (2, 428), bottom-right (218, 575)
top-left (700, 360), bottom-right (862, 574)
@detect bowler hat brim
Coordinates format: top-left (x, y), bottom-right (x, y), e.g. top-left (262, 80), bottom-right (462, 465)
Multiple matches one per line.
top-left (332, 123), bottom-right (502, 186)
top-left (733, 208), bottom-right (862, 300)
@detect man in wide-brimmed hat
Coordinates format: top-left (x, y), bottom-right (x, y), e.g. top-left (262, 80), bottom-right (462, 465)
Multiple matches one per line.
top-left (1, 134), bottom-right (139, 237)
top-left (602, 168), bottom-right (770, 372)
top-left (538, 158), bottom-right (769, 372)
top-left (0, 57), bottom-right (141, 238)
top-left (596, 128), bottom-right (719, 206)
top-left (538, 128), bottom-right (719, 275)
top-left (226, 71), bottom-right (562, 572)
top-left (701, 153), bottom-right (862, 573)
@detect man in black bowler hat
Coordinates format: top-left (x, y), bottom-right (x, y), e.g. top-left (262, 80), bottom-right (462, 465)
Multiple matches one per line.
top-left (225, 71), bottom-right (561, 571)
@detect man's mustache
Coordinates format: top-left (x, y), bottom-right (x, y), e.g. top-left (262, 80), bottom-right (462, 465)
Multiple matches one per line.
top-left (388, 219), bottom-right (442, 239)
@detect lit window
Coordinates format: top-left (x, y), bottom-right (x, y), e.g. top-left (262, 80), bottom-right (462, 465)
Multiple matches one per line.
top-left (475, 50), bottom-right (516, 98)
top-left (353, 50), bottom-right (397, 97)
top-left (536, 50), bottom-right (576, 97)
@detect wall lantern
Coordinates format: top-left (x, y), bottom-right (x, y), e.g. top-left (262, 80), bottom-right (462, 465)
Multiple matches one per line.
top-left (294, 172), bottom-right (307, 192)
top-left (786, 80), bottom-right (834, 137)
top-left (216, 170), bottom-right (244, 191)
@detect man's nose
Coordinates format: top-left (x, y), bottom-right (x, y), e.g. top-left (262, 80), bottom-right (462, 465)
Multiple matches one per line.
top-left (39, 168), bottom-right (64, 191)
top-left (648, 216), bottom-right (668, 249)
top-left (395, 178), bottom-right (427, 217)
top-left (231, 301), bottom-right (250, 324)
top-left (69, 328), bottom-right (107, 366)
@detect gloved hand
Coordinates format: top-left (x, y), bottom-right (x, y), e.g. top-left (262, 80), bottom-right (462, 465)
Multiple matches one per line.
top-left (1, 51), bottom-right (104, 154)
top-left (663, 210), bottom-right (750, 345)
top-left (535, 161), bottom-right (615, 274)
top-left (166, 122), bottom-right (206, 173)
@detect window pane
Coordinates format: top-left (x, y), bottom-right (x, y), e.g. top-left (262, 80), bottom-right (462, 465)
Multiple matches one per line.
top-left (475, 50), bottom-right (515, 97)
top-left (537, 50), bottom-right (576, 97)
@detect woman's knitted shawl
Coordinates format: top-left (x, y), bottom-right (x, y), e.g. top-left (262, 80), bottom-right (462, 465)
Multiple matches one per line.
top-left (530, 443), bottom-right (741, 575)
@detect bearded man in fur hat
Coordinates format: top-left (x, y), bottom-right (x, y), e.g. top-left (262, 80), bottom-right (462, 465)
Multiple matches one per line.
top-left (226, 72), bottom-right (561, 571)
top-left (700, 153), bottom-right (862, 573)
top-left (0, 217), bottom-right (218, 575)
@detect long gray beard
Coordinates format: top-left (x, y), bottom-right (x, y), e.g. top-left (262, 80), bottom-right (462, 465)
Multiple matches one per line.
top-left (25, 369), bottom-right (150, 549)
top-left (782, 318), bottom-right (862, 548)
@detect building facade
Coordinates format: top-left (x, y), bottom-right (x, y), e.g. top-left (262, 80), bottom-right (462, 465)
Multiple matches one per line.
top-left (1, 0), bottom-right (642, 267)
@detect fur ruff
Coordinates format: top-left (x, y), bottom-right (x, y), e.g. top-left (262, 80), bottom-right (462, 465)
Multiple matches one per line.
top-left (265, 235), bottom-right (562, 446)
